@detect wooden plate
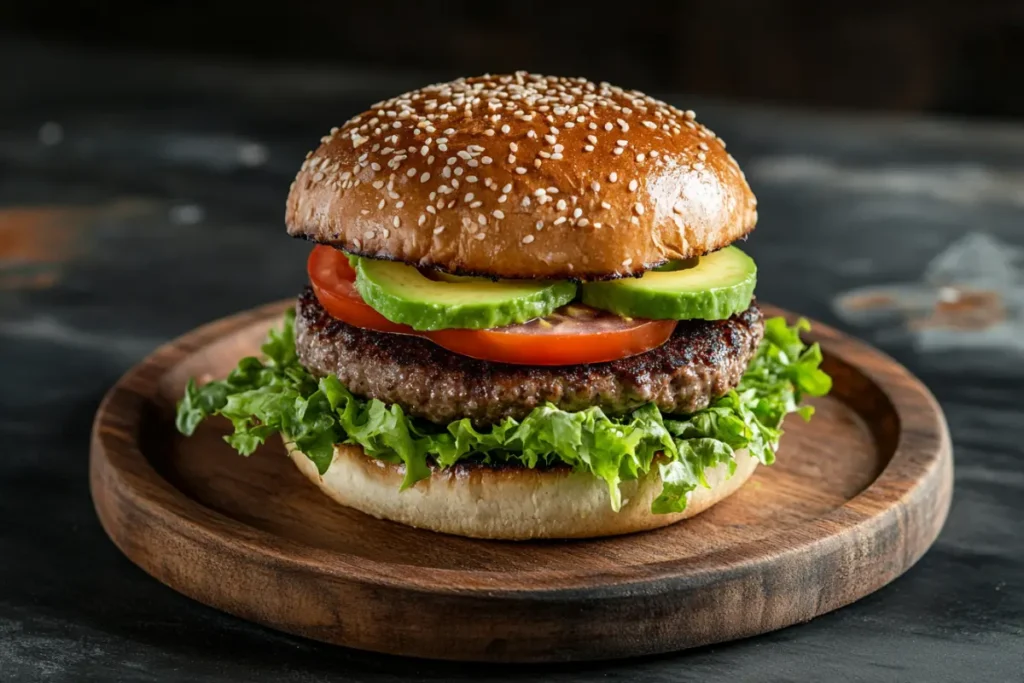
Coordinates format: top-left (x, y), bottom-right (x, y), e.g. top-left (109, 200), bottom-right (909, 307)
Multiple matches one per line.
top-left (89, 301), bottom-right (952, 663)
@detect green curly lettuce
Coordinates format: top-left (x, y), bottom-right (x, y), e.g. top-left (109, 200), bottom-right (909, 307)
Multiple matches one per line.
top-left (176, 311), bottom-right (831, 513)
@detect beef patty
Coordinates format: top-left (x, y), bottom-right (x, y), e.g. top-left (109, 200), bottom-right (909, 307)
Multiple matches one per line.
top-left (295, 287), bottom-right (764, 426)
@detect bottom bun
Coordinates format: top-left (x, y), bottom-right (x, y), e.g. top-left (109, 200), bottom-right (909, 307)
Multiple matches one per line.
top-left (285, 441), bottom-right (758, 540)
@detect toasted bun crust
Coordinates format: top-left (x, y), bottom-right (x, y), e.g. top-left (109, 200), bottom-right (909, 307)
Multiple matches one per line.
top-left (285, 441), bottom-right (758, 540)
top-left (285, 73), bottom-right (757, 280)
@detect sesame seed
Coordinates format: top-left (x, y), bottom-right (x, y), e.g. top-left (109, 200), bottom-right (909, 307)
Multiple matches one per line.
top-left (527, 130), bottom-right (537, 139)
top-left (573, 208), bottom-right (583, 218)
top-left (556, 199), bottom-right (567, 211)
top-left (591, 181), bottom-right (601, 192)
top-left (535, 221), bottom-right (544, 230)
top-left (631, 216), bottom-right (640, 225)
top-left (466, 175), bottom-right (478, 183)
top-left (418, 215), bottom-right (426, 226)
top-left (475, 232), bottom-right (486, 240)
top-left (507, 154), bottom-right (516, 164)
top-left (697, 151), bottom-right (706, 161)
top-left (395, 201), bottom-right (404, 209)
top-left (642, 120), bottom-right (657, 129)
top-left (515, 167), bottom-right (527, 174)
top-left (622, 258), bottom-right (633, 267)
top-left (378, 199), bottom-right (386, 209)
top-left (608, 172), bottom-right (618, 182)
top-left (509, 142), bottom-right (518, 152)
top-left (420, 172), bottom-right (431, 183)
top-left (613, 147), bottom-right (624, 155)
top-left (604, 122), bottom-right (613, 131)
top-left (484, 129), bottom-right (495, 136)
top-left (464, 192), bottom-right (475, 203)
top-left (650, 150), bottom-right (659, 158)
top-left (370, 162), bottom-right (381, 171)
top-left (633, 203), bottom-right (644, 215)
top-left (628, 179), bottom-right (639, 191)
top-left (616, 139), bottom-right (628, 147)
top-left (502, 183), bottom-right (513, 193)
top-left (470, 200), bottom-right (483, 208)
top-left (554, 216), bottom-right (567, 225)
top-left (493, 210), bottom-right (505, 219)
top-left (478, 214), bottom-right (487, 225)
top-left (587, 135), bottom-right (598, 144)
top-left (481, 156), bottom-right (493, 164)
top-left (685, 109), bottom-right (696, 120)
top-left (522, 234), bottom-right (535, 244)
top-left (636, 153), bottom-right (646, 162)
top-left (698, 142), bottom-right (710, 151)
top-left (501, 124), bottom-right (511, 134)
top-left (584, 145), bottom-right (594, 152)
top-left (498, 194), bottom-right (507, 203)
top-left (577, 218), bottom-right (590, 227)
top-left (601, 201), bottom-right (612, 209)
top-left (363, 230), bottom-right (375, 239)
top-left (544, 134), bottom-right (557, 145)
top-left (372, 180), bottom-right (385, 189)
top-left (406, 168), bottom-right (417, 177)
top-left (693, 162), bottom-right (705, 171)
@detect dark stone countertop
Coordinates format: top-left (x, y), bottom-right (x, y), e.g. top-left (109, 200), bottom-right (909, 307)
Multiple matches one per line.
top-left (1, 38), bottom-right (1021, 682)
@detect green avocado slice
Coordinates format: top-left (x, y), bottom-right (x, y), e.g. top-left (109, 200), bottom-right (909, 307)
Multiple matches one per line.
top-left (581, 246), bottom-right (757, 321)
top-left (354, 258), bottom-right (578, 331)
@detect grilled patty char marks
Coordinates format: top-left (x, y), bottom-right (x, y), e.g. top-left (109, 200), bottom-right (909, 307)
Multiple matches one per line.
top-left (295, 287), bottom-right (764, 426)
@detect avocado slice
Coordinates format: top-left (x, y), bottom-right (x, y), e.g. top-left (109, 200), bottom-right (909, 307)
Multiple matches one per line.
top-left (354, 259), bottom-right (578, 331)
top-left (581, 246), bottom-right (756, 321)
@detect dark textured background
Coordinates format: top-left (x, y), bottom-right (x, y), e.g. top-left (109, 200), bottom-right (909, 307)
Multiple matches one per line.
top-left (5, 1), bottom-right (1024, 118)
top-left (1, 4), bottom-right (1023, 680)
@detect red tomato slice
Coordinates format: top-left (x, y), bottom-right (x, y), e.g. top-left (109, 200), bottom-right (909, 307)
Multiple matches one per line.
top-left (307, 245), bottom-right (414, 334)
top-left (306, 245), bottom-right (677, 365)
top-left (428, 308), bottom-right (676, 365)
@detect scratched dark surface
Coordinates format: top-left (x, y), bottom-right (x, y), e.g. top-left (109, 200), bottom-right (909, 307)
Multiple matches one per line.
top-left (1, 38), bottom-right (1022, 682)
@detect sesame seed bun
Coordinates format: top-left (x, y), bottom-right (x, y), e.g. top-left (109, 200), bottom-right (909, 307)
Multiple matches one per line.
top-left (285, 440), bottom-right (758, 540)
top-left (285, 73), bottom-right (757, 280)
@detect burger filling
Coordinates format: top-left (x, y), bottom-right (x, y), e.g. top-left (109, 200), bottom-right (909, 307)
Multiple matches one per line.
top-left (176, 246), bottom-right (830, 513)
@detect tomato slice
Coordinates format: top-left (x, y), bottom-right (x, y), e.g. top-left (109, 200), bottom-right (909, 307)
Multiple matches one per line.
top-left (428, 307), bottom-right (676, 365)
top-left (307, 245), bottom-right (414, 334)
top-left (306, 245), bottom-right (677, 365)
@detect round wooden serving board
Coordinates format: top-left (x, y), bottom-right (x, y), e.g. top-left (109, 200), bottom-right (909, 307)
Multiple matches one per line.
top-left (90, 301), bottom-right (952, 663)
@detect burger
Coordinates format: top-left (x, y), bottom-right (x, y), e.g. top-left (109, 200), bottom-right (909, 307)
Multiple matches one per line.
top-left (176, 73), bottom-right (831, 540)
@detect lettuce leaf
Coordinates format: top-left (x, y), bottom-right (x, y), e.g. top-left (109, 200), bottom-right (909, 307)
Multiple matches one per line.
top-left (176, 310), bottom-right (830, 513)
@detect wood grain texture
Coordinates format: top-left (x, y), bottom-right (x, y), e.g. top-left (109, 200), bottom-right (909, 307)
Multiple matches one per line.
top-left (89, 301), bottom-right (952, 663)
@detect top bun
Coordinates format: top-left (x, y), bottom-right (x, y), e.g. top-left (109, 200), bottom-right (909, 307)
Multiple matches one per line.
top-left (286, 73), bottom-right (757, 280)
